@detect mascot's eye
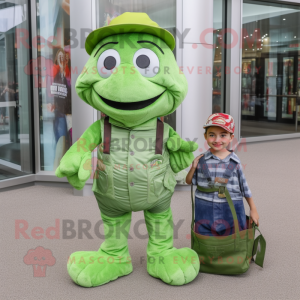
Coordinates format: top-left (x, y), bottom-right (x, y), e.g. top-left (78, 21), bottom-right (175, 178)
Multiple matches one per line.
top-left (97, 49), bottom-right (120, 78)
top-left (136, 55), bottom-right (150, 69)
top-left (104, 56), bottom-right (116, 70)
top-left (133, 48), bottom-right (160, 78)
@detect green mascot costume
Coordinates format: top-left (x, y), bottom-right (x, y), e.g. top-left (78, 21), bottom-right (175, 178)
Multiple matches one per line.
top-left (56, 12), bottom-right (200, 287)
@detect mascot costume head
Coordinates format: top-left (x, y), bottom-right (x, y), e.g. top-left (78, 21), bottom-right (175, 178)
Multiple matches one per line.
top-left (56, 12), bottom-right (200, 287)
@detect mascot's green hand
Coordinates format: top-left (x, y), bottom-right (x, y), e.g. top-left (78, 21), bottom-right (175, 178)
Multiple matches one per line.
top-left (169, 151), bottom-right (195, 173)
top-left (167, 136), bottom-right (198, 152)
top-left (55, 121), bottom-right (101, 190)
top-left (55, 151), bottom-right (92, 190)
top-left (167, 135), bottom-right (198, 173)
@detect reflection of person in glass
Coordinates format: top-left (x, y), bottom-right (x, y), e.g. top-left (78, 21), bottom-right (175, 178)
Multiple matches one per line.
top-left (52, 48), bottom-right (70, 79)
top-left (64, 51), bottom-right (72, 143)
top-left (0, 83), bottom-right (7, 123)
top-left (47, 48), bottom-right (71, 169)
top-left (0, 82), bottom-right (19, 141)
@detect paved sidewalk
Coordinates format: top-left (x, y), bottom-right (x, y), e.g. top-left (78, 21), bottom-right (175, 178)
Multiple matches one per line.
top-left (1, 138), bottom-right (299, 300)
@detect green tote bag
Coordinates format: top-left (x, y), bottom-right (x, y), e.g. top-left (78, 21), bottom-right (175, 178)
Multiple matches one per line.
top-left (191, 185), bottom-right (266, 275)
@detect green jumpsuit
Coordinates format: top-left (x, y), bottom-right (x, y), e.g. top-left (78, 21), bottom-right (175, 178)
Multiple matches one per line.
top-left (93, 117), bottom-right (177, 217)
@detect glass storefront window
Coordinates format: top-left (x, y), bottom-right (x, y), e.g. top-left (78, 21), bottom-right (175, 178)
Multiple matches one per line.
top-left (95, 0), bottom-right (176, 129)
top-left (241, 1), bottom-right (300, 137)
top-left (0, 1), bottom-right (34, 180)
top-left (213, 0), bottom-right (225, 114)
top-left (36, 0), bottom-right (72, 171)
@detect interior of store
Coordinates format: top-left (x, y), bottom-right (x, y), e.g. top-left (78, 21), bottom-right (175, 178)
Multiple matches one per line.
top-left (241, 1), bottom-right (300, 137)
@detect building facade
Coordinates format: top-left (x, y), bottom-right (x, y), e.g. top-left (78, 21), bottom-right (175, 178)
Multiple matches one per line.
top-left (1, 0), bottom-right (300, 193)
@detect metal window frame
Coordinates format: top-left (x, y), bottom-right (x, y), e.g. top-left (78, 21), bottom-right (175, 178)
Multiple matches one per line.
top-left (32, 0), bottom-right (70, 183)
top-left (176, 0), bottom-right (183, 137)
top-left (31, 0), bottom-right (40, 175)
top-left (32, 0), bottom-right (98, 183)
top-left (222, 0), bottom-right (228, 113)
top-left (0, 0), bottom-right (71, 189)
top-left (0, 0), bottom-right (38, 189)
top-left (226, 0), bottom-right (243, 142)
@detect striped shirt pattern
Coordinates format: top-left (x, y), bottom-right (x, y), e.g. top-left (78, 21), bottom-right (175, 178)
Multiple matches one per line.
top-left (192, 149), bottom-right (252, 203)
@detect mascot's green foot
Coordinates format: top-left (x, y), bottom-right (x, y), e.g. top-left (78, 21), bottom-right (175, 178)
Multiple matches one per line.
top-left (144, 208), bottom-right (200, 285)
top-left (67, 249), bottom-right (132, 287)
top-left (147, 247), bottom-right (199, 286)
top-left (67, 212), bottom-right (133, 287)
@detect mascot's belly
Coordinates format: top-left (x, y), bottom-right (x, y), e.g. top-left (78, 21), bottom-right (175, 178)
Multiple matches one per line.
top-left (92, 119), bottom-right (177, 213)
top-left (92, 149), bottom-right (175, 212)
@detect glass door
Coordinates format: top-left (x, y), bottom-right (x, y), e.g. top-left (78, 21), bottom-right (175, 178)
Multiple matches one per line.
top-left (0, 1), bottom-right (34, 183)
top-left (241, 0), bottom-right (300, 137)
top-left (297, 58), bottom-right (300, 123)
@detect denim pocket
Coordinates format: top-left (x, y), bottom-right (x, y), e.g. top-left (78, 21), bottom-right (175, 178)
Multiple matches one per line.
top-left (233, 201), bottom-right (246, 230)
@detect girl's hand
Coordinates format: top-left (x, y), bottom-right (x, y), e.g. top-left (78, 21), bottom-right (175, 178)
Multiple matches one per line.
top-left (192, 154), bottom-right (204, 169)
top-left (250, 208), bottom-right (259, 226)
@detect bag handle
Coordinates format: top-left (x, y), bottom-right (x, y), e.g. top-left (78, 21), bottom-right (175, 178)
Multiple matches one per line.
top-left (191, 184), bottom-right (242, 251)
top-left (252, 224), bottom-right (266, 267)
top-left (191, 184), bottom-right (195, 230)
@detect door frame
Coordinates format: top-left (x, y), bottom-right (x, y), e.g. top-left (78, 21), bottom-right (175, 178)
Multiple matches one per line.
top-left (0, 0), bottom-right (36, 189)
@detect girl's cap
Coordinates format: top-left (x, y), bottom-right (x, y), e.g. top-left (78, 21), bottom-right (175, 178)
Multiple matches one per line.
top-left (203, 113), bottom-right (235, 133)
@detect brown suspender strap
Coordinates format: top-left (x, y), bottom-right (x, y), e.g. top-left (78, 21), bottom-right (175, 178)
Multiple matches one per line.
top-left (103, 116), bottom-right (111, 154)
top-left (155, 118), bottom-right (164, 155)
top-left (103, 117), bottom-right (163, 155)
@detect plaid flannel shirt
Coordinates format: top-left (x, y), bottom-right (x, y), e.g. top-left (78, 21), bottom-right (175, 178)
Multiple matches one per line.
top-left (192, 149), bottom-right (252, 203)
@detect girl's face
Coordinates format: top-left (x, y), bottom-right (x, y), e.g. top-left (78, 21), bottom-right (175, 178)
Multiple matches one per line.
top-left (57, 51), bottom-right (64, 65)
top-left (204, 126), bottom-right (234, 152)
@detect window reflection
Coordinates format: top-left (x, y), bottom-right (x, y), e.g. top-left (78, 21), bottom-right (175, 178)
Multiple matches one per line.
top-left (241, 1), bottom-right (300, 137)
top-left (36, 0), bottom-right (72, 171)
top-left (0, 1), bottom-right (33, 181)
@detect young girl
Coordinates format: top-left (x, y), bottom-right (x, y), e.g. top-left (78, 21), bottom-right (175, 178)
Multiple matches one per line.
top-left (186, 113), bottom-right (259, 236)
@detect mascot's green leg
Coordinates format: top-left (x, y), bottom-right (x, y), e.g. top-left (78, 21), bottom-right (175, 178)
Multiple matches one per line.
top-left (144, 208), bottom-right (200, 285)
top-left (67, 212), bottom-right (133, 287)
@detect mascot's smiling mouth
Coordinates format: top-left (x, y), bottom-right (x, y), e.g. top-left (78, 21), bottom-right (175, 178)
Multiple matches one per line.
top-left (98, 91), bottom-right (166, 110)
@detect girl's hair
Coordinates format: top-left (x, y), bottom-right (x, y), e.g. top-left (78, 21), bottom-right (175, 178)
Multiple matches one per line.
top-left (54, 48), bottom-right (65, 65)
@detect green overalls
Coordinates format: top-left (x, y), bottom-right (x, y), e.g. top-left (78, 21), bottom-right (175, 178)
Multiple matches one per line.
top-left (93, 117), bottom-right (177, 217)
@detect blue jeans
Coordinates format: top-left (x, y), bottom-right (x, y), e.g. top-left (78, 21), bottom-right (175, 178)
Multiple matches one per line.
top-left (194, 197), bottom-right (246, 236)
top-left (53, 114), bottom-right (67, 144)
